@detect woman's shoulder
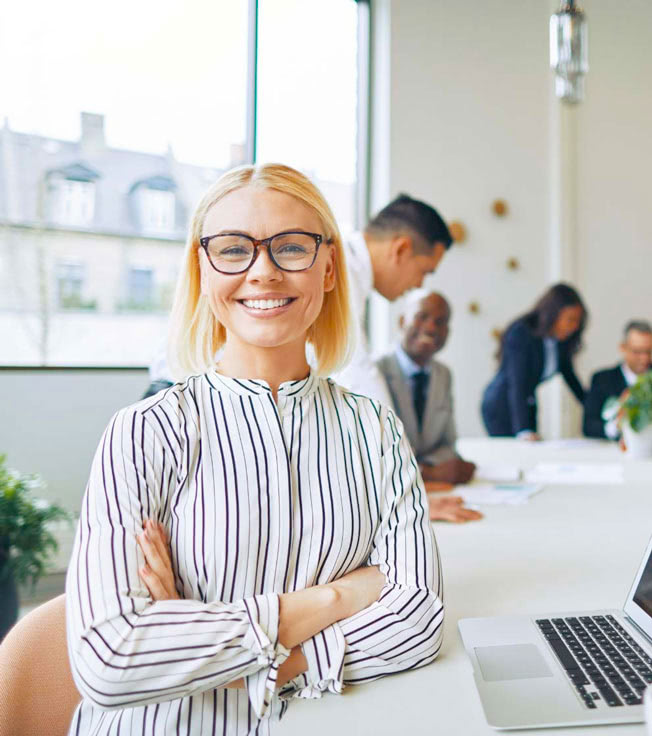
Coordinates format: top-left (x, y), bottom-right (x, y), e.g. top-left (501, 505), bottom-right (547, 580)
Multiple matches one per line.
top-left (504, 318), bottom-right (538, 346)
top-left (114, 373), bottom-right (208, 428)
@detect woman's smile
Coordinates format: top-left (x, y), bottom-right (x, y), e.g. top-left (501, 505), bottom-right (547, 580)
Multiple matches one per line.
top-left (237, 293), bottom-right (297, 317)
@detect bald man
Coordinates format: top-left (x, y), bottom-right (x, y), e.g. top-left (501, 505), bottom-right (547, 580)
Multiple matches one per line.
top-left (376, 291), bottom-right (480, 522)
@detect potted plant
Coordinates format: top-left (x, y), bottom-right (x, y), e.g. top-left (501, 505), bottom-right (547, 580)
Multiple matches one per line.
top-left (0, 455), bottom-right (70, 640)
top-left (603, 371), bottom-right (652, 459)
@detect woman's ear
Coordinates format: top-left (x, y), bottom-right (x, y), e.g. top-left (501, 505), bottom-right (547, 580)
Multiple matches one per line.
top-left (323, 244), bottom-right (336, 292)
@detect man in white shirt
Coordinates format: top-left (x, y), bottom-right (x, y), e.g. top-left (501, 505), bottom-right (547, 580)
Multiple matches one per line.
top-left (583, 320), bottom-right (652, 439)
top-left (335, 194), bottom-right (453, 405)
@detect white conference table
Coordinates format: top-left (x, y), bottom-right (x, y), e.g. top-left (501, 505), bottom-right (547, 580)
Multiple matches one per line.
top-left (281, 437), bottom-right (652, 736)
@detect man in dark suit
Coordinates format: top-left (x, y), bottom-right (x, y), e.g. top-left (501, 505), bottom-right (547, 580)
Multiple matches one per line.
top-left (377, 291), bottom-right (481, 523)
top-left (583, 320), bottom-right (652, 439)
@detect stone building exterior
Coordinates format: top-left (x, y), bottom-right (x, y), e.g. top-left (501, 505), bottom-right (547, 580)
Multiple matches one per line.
top-left (0, 112), bottom-right (355, 367)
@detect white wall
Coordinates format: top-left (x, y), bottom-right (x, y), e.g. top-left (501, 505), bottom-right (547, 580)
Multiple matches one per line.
top-left (1, 369), bottom-right (148, 510)
top-left (575, 0), bottom-right (652, 380)
top-left (372, 0), bottom-right (652, 437)
top-left (1, 369), bottom-right (149, 569)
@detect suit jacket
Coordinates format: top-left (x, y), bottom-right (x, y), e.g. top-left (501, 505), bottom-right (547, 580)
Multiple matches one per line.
top-left (481, 319), bottom-right (585, 436)
top-left (583, 364), bottom-right (627, 439)
top-left (377, 352), bottom-right (458, 466)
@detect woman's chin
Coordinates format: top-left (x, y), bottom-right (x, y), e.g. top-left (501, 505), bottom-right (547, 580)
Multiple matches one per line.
top-left (231, 329), bottom-right (303, 351)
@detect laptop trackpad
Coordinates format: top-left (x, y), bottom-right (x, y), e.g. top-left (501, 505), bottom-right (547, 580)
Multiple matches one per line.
top-left (475, 644), bottom-right (553, 681)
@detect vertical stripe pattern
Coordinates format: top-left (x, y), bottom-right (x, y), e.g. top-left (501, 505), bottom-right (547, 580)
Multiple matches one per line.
top-left (66, 371), bottom-right (443, 735)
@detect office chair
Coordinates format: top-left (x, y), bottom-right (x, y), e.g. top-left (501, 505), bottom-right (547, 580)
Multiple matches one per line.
top-left (0, 594), bottom-right (80, 736)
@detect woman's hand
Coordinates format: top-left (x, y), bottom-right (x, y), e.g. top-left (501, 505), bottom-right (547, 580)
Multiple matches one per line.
top-left (137, 519), bottom-right (180, 601)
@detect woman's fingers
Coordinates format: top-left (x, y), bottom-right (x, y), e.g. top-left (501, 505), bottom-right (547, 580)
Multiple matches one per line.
top-left (138, 520), bottom-right (180, 600)
top-left (146, 519), bottom-right (171, 563)
top-left (139, 564), bottom-right (170, 600)
top-left (138, 527), bottom-right (175, 583)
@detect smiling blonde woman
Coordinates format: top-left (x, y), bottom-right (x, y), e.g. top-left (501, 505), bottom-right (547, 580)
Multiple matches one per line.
top-left (65, 163), bottom-right (444, 736)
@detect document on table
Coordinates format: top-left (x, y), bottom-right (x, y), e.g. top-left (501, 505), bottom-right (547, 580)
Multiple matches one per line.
top-left (474, 465), bottom-right (521, 483)
top-left (537, 438), bottom-right (605, 451)
top-left (457, 483), bottom-right (543, 506)
top-left (523, 462), bottom-right (624, 485)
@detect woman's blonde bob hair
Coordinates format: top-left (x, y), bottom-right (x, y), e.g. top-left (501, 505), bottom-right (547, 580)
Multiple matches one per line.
top-left (167, 163), bottom-right (352, 380)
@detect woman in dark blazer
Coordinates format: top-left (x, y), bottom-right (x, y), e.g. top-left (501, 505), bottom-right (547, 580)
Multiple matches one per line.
top-left (481, 283), bottom-right (587, 438)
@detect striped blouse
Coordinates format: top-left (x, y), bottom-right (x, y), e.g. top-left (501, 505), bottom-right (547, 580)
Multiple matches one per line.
top-left (65, 370), bottom-right (444, 736)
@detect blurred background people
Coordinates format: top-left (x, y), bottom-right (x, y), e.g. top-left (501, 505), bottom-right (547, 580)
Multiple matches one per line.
top-left (583, 320), bottom-right (652, 439)
top-left (377, 290), bottom-right (481, 524)
top-left (334, 194), bottom-right (453, 405)
top-left (481, 283), bottom-right (587, 440)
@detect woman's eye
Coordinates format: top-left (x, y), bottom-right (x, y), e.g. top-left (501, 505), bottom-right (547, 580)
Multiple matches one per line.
top-left (220, 246), bottom-right (250, 258)
top-left (278, 244), bottom-right (308, 254)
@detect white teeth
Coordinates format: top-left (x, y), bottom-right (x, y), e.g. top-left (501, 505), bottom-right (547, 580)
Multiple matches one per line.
top-left (242, 298), bottom-right (291, 310)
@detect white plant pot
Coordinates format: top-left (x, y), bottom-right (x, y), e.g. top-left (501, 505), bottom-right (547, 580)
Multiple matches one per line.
top-left (622, 422), bottom-right (652, 459)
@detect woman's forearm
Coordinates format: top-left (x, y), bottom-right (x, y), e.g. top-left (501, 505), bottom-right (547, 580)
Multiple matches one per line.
top-left (278, 584), bottom-right (345, 649)
top-left (278, 566), bottom-right (385, 650)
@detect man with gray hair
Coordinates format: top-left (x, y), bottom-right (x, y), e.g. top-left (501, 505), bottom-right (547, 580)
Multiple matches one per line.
top-left (583, 320), bottom-right (652, 439)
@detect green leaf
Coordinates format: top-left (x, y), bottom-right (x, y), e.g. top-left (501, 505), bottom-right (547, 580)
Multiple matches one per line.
top-left (0, 456), bottom-right (72, 586)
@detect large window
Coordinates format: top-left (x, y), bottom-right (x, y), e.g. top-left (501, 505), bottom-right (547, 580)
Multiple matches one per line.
top-left (257, 0), bottom-right (361, 235)
top-left (0, 0), bottom-right (365, 367)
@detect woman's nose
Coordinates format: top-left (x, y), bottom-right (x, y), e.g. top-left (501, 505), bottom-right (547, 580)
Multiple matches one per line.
top-left (246, 246), bottom-right (282, 281)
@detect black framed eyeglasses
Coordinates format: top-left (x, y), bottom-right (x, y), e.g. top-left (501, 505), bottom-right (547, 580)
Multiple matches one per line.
top-left (199, 231), bottom-right (328, 274)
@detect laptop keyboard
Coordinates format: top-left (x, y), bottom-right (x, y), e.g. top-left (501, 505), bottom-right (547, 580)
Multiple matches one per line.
top-left (536, 615), bottom-right (652, 709)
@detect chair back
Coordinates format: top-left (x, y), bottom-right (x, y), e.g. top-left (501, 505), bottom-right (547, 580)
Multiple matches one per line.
top-left (0, 594), bottom-right (81, 736)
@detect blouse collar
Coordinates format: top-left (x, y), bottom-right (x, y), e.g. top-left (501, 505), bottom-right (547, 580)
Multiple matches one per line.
top-left (205, 369), bottom-right (319, 399)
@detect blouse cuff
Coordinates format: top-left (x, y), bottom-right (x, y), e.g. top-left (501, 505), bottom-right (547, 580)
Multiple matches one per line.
top-left (243, 594), bottom-right (291, 719)
top-left (294, 624), bottom-right (346, 699)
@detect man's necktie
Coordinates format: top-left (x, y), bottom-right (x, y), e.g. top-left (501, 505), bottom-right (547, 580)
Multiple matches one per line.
top-left (413, 370), bottom-right (429, 431)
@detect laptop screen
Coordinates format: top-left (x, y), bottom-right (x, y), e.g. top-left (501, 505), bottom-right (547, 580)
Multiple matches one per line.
top-left (633, 552), bottom-right (652, 617)
top-left (625, 534), bottom-right (652, 639)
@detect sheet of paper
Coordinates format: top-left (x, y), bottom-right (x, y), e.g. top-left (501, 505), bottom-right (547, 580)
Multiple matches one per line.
top-left (474, 465), bottom-right (521, 483)
top-left (523, 462), bottom-right (624, 485)
top-left (457, 483), bottom-right (543, 506)
top-left (538, 438), bottom-right (607, 451)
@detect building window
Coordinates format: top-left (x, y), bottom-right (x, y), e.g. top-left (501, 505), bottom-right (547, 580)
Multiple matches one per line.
top-left (140, 189), bottom-right (175, 234)
top-left (57, 262), bottom-right (87, 309)
top-left (126, 267), bottom-right (154, 309)
top-left (52, 179), bottom-right (96, 227)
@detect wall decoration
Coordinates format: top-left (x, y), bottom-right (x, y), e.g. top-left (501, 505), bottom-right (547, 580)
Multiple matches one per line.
top-left (448, 221), bottom-right (467, 243)
top-left (492, 199), bottom-right (508, 217)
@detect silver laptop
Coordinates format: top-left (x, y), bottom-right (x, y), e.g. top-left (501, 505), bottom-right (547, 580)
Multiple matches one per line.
top-left (458, 534), bottom-right (652, 729)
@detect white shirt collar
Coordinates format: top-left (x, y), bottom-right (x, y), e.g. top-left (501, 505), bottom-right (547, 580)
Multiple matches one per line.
top-left (621, 363), bottom-right (639, 386)
top-left (395, 344), bottom-right (430, 379)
